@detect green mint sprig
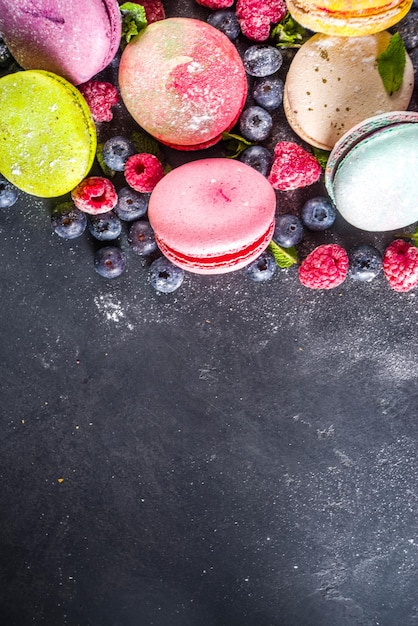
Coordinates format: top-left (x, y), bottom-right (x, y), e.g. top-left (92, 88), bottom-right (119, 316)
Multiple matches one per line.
top-left (268, 240), bottom-right (298, 268)
top-left (222, 132), bottom-right (253, 158)
top-left (120, 2), bottom-right (147, 48)
top-left (398, 227), bottom-right (418, 247)
top-left (270, 13), bottom-right (309, 48)
top-left (312, 147), bottom-right (330, 170)
top-left (377, 32), bottom-right (406, 96)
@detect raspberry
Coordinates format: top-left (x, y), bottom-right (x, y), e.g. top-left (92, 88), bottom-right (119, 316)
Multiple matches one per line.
top-left (299, 244), bottom-right (349, 289)
top-left (236, 0), bottom-right (287, 41)
top-left (136, 0), bottom-right (165, 22)
top-left (71, 177), bottom-right (118, 215)
top-left (382, 239), bottom-right (418, 292)
top-left (78, 81), bottom-right (119, 123)
top-left (268, 141), bottom-right (322, 191)
top-left (124, 153), bottom-right (165, 193)
top-left (196, 0), bottom-right (234, 8)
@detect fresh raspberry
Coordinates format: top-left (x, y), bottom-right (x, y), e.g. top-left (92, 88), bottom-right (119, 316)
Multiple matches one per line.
top-left (195, 0), bottom-right (234, 8)
top-left (78, 81), bottom-right (119, 123)
top-left (135, 0), bottom-right (165, 22)
top-left (125, 153), bottom-right (165, 193)
top-left (382, 239), bottom-right (418, 292)
top-left (268, 141), bottom-right (322, 191)
top-left (299, 244), bottom-right (349, 289)
top-left (236, 0), bottom-right (287, 41)
top-left (71, 177), bottom-right (118, 215)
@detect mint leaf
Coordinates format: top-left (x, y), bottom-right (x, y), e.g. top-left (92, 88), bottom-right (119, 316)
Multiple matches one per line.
top-left (377, 32), bottom-right (406, 95)
top-left (399, 227), bottom-right (418, 247)
top-left (268, 240), bottom-right (298, 268)
top-left (120, 2), bottom-right (147, 47)
top-left (312, 147), bottom-right (330, 170)
top-left (271, 13), bottom-right (309, 48)
top-left (221, 131), bottom-right (253, 158)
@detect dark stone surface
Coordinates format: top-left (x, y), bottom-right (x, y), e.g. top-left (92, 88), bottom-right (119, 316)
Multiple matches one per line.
top-left (1, 2), bottom-right (418, 625)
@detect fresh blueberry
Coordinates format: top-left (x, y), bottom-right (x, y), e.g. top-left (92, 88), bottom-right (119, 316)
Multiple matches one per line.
top-left (207, 10), bottom-right (240, 40)
top-left (0, 37), bottom-right (13, 68)
top-left (94, 246), bottom-right (126, 278)
top-left (51, 202), bottom-right (87, 239)
top-left (88, 210), bottom-right (122, 241)
top-left (149, 256), bottom-right (185, 293)
top-left (102, 136), bottom-right (136, 172)
top-left (243, 45), bottom-right (283, 77)
top-left (348, 244), bottom-right (382, 282)
top-left (239, 145), bottom-right (273, 177)
top-left (273, 214), bottom-right (304, 248)
top-left (0, 176), bottom-right (18, 208)
top-left (243, 251), bottom-right (277, 282)
top-left (114, 187), bottom-right (150, 221)
top-left (252, 76), bottom-right (284, 111)
top-left (128, 220), bottom-right (158, 256)
top-left (239, 106), bottom-right (273, 142)
top-left (301, 196), bottom-right (337, 231)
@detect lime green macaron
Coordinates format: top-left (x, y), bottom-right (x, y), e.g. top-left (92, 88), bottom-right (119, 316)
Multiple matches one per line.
top-left (0, 70), bottom-right (96, 198)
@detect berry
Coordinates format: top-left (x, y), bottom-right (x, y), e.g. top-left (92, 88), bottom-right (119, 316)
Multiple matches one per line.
top-left (94, 246), bottom-right (126, 278)
top-left (149, 256), bottom-right (185, 293)
top-left (72, 177), bottom-right (118, 215)
top-left (268, 142), bottom-right (322, 191)
top-left (273, 214), bottom-right (304, 248)
top-left (139, 0), bottom-right (166, 22)
top-left (51, 202), bottom-right (87, 239)
top-left (78, 80), bottom-right (119, 123)
top-left (0, 176), bottom-right (18, 208)
top-left (348, 244), bottom-right (383, 282)
top-left (301, 196), bottom-right (337, 231)
top-left (102, 136), bottom-right (136, 172)
top-left (239, 106), bottom-right (273, 142)
top-left (382, 239), bottom-right (418, 292)
top-left (0, 37), bottom-right (13, 68)
top-left (114, 187), bottom-right (150, 222)
top-left (239, 145), bottom-right (273, 177)
top-left (243, 251), bottom-right (277, 281)
top-left (207, 10), bottom-right (241, 40)
top-left (236, 0), bottom-right (287, 41)
top-left (299, 244), bottom-right (349, 289)
top-left (196, 0), bottom-right (233, 8)
top-left (243, 45), bottom-right (283, 77)
top-left (124, 153), bottom-right (165, 193)
top-left (128, 220), bottom-right (158, 256)
top-left (88, 211), bottom-right (122, 241)
top-left (252, 76), bottom-right (284, 111)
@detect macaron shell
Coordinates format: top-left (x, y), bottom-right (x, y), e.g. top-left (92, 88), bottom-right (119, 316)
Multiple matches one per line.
top-left (119, 18), bottom-right (248, 149)
top-left (0, 70), bottom-right (96, 198)
top-left (286, 0), bottom-right (412, 36)
top-left (283, 31), bottom-right (414, 151)
top-left (148, 159), bottom-right (276, 274)
top-left (0, 0), bottom-right (121, 85)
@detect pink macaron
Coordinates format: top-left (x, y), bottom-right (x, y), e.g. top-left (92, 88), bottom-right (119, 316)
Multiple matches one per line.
top-left (148, 159), bottom-right (277, 274)
top-left (0, 0), bottom-right (121, 85)
top-left (118, 18), bottom-right (248, 150)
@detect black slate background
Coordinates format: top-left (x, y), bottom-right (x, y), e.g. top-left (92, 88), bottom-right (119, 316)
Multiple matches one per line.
top-left (1, 2), bottom-right (418, 625)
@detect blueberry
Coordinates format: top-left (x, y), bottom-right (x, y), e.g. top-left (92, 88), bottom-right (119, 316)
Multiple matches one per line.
top-left (114, 187), bottom-right (150, 221)
top-left (348, 244), bottom-right (382, 282)
top-left (51, 202), bottom-right (87, 239)
top-left (301, 196), bottom-right (337, 231)
top-left (102, 136), bottom-right (136, 172)
top-left (243, 251), bottom-right (277, 282)
top-left (88, 210), bottom-right (122, 241)
top-left (273, 214), bottom-right (304, 248)
top-left (239, 145), bottom-right (273, 177)
top-left (243, 45), bottom-right (283, 77)
top-left (252, 76), bottom-right (284, 111)
top-left (149, 256), bottom-right (185, 293)
top-left (239, 106), bottom-right (273, 142)
top-left (128, 220), bottom-right (158, 256)
top-left (0, 37), bottom-right (13, 68)
top-left (94, 246), bottom-right (126, 278)
top-left (207, 10), bottom-right (240, 40)
top-left (0, 176), bottom-right (18, 208)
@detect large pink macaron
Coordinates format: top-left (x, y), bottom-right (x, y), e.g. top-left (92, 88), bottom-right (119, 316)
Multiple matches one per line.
top-left (0, 0), bottom-right (121, 85)
top-left (119, 18), bottom-right (248, 150)
top-left (148, 159), bottom-right (277, 274)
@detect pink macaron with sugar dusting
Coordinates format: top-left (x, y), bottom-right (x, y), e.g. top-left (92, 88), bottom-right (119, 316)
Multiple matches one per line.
top-left (148, 159), bottom-right (277, 275)
top-left (0, 0), bottom-right (121, 85)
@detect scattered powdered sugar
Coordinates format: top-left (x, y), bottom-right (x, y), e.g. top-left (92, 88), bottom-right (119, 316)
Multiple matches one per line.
top-left (94, 293), bottom-right (130, 325)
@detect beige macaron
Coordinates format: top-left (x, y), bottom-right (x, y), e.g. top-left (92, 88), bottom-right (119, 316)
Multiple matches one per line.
top-left (283, 31), bottom-right (414, 151)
